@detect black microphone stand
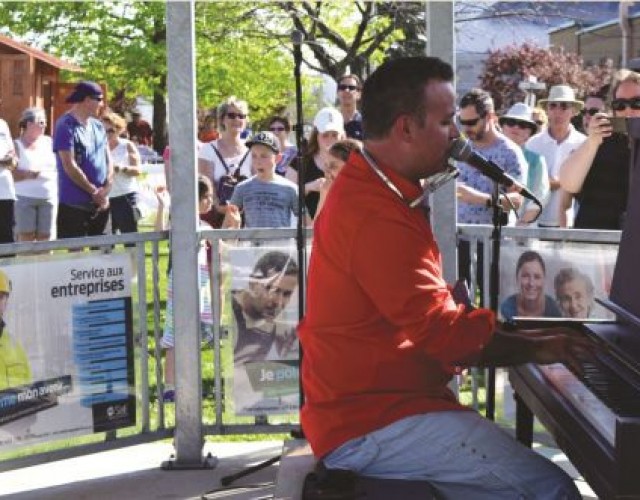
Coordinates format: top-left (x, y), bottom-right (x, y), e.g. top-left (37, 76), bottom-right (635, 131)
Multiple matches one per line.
top-left (486, 182), bottom-right (507, 421)
top-left (217, 31), bottom-right (307, 490)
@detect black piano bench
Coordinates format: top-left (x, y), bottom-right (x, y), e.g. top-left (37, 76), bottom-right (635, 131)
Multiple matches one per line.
top-left (302, 461), bottom-right (438, 499)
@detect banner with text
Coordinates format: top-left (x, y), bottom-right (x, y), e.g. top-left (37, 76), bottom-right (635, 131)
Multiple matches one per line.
top-left (0, 252), bottom-right (135, 450)
top-left (224, 243), bottom-right (300, 416)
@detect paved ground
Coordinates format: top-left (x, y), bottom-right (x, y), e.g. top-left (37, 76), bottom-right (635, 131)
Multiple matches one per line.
top-left (0, 441), bottom-right (282, 499)
top-left (0, 438), bottom-right (597, 499)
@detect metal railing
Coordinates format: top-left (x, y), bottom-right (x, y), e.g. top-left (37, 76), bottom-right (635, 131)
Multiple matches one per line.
top-left (0, 224), bottom-right (621, 470)
top-left (457, 224), bottom-right (621, 415)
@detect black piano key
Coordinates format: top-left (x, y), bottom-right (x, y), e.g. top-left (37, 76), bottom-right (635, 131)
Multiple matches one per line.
top-left (567, 360), bottom-right (640, 416)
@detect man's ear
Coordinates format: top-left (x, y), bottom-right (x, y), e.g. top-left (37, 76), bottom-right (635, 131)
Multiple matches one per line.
top-left (275, 152), bottom-right (283, 163)
top-left (392, 114), bottom-right (416, 143)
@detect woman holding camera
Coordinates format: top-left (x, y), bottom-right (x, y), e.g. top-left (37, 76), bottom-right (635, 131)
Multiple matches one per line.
top-left (558, 72), bottom-right (639, 230)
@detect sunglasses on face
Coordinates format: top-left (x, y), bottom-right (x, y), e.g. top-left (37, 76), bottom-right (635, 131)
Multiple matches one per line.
top-left (269, 126), bottom-right (286, 132)
top-left (547, 102), bottom-right (571, 111)
top-left (89, 96), bottom-right (103, 102)
top-left (611, 97), bottom-right (640, 112)
top-left (583, 108), bottom-right (602, 116)
top-left (458, 116), bottom-right (482, 127)
top-left (226, 112), bottom-right (247, 120)
top-left (501, 118), bottom-right (532, 129)
top-left (338, 84), bottom-right (359, 92)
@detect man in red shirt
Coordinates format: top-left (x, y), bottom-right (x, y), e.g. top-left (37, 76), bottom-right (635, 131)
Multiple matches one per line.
top-left (299, 56), bottom-right (588, 499)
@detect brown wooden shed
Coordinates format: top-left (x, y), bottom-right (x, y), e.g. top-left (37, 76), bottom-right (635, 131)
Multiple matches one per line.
top-left (0, 34), bottom-right (82, 137)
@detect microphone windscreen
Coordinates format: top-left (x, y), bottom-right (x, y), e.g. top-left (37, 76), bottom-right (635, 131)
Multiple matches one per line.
top-left (448, 137), bottom-right (473, 162)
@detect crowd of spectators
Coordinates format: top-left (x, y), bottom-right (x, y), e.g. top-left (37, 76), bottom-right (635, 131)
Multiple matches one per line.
top-left (0, 66), bottom-right (636, 246)
top-left (455, 67), bottom-right (638, 232)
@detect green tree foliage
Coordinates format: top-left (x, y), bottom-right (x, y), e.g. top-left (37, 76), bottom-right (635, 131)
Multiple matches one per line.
top-left (0, 1), bottom-right (168, 151)
top-left (194, 2), bottom-right (311, 128)
top-left (0, 1), bottom-right (427, 149)
top-left (480, 43), bottom-right (614, 111)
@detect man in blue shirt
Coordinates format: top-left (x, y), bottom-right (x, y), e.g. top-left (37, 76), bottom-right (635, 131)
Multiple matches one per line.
top-left (456, 89), bottom-right (527, 298)
top-left (53, 81), bottom-right (113, 238)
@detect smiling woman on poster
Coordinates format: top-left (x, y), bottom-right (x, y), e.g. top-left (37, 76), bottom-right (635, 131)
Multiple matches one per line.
top-left (0, 269), bottom-right (31, 390)
top-left (500, 250), bottom-right (562, 320)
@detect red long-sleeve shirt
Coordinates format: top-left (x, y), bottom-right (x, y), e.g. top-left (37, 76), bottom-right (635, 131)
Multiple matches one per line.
top-left (299, 151), bottom-right (496, 459)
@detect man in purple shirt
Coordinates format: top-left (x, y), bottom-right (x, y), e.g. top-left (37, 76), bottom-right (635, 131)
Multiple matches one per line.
top-left (53, 81), bottom-right (113, 238)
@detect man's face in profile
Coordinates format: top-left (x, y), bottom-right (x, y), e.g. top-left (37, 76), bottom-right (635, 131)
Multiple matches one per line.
top-left (245, 271), bottom-right (298, 322)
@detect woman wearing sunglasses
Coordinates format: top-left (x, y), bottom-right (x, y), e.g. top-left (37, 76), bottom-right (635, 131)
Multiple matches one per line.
top-left (12, 107), bottom-right (57, 242)
top-left (498, 103), bottom-right (550, 225)
top-left (267, 116), bottom-right (297, 176)
top-left (558, 72), bottom-right (638, 230)
top-left (103, 111), bottom-right (142, 237)
top-left (198, 96), bottom-right (253, 227)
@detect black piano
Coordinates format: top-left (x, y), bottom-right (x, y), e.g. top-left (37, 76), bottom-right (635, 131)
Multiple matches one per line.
top-left (510, 119), bottom-right (640, 500)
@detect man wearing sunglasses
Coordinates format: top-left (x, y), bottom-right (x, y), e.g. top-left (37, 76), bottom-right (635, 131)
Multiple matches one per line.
top-left (558, 71), bottom-right (638, 230)
top-left (456, 89), bottom-right (527, 298)
top-left (336, 74), bottom-right (363, 140)
top-left (53, 80), bottom-right (114, 239)
top-left (526, 85), bottom-right (586, 228)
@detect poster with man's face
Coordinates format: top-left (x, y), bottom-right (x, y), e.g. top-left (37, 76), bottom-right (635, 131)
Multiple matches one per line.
top-left (224, 243), bottom-right (300, 416)
top-left (498, 241), bottom-right (618, 321)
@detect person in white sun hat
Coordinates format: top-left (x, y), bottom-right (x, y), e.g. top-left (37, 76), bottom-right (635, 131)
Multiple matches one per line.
top-left (526, 84), bottom-right (586, 227)
top-left (499, 102), bottom-right (550, 225)
top-left (285, 107), bottom-right (345, 221)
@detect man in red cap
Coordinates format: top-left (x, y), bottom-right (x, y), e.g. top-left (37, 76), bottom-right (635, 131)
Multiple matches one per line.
top-left (53, 81), bottom-right (113, 239)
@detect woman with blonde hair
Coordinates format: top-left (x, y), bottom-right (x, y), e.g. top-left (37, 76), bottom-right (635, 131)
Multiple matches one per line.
top-left (198, 96), bottom-right (253, 227)
top-left (103, 111), bottom-right (142, 235)
top-left (12, 107), bottom-right (57, 242)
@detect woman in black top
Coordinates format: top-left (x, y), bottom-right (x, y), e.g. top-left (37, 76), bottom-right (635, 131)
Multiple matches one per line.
top-left (286, 107), bottom-right (344, 220)
top-left (559, 73), bottom-right (637, 230)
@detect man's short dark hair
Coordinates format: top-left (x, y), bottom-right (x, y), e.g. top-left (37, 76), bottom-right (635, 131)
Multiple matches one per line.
top-left (338, 74), bottom-right (363, 89)
top-left (250, 251), bottom-right (299, 279)
top-left (459, 88), bottom-right (495, 117)
top-left (361, 56), bottom-right (453, 140)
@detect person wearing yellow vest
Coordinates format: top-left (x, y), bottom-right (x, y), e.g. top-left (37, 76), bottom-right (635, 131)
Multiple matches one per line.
top-left (0, 269), bottom-right (31, 390)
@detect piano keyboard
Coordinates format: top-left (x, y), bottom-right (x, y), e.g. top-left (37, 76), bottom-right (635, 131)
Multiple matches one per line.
top-left (540, 356), bottom-right (640, 448)
top-left (540, 363), bottom-right (616, 446)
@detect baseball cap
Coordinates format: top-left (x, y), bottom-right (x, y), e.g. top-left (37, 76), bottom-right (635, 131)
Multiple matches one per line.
top-left (66, 81), bottom-right (103, 103)
top-left (313, 107), bottom-right (344, 134)
top-left (19, 107), bottom-right (46, 126)
top-left (246, 131), bottom-right (279, 153)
